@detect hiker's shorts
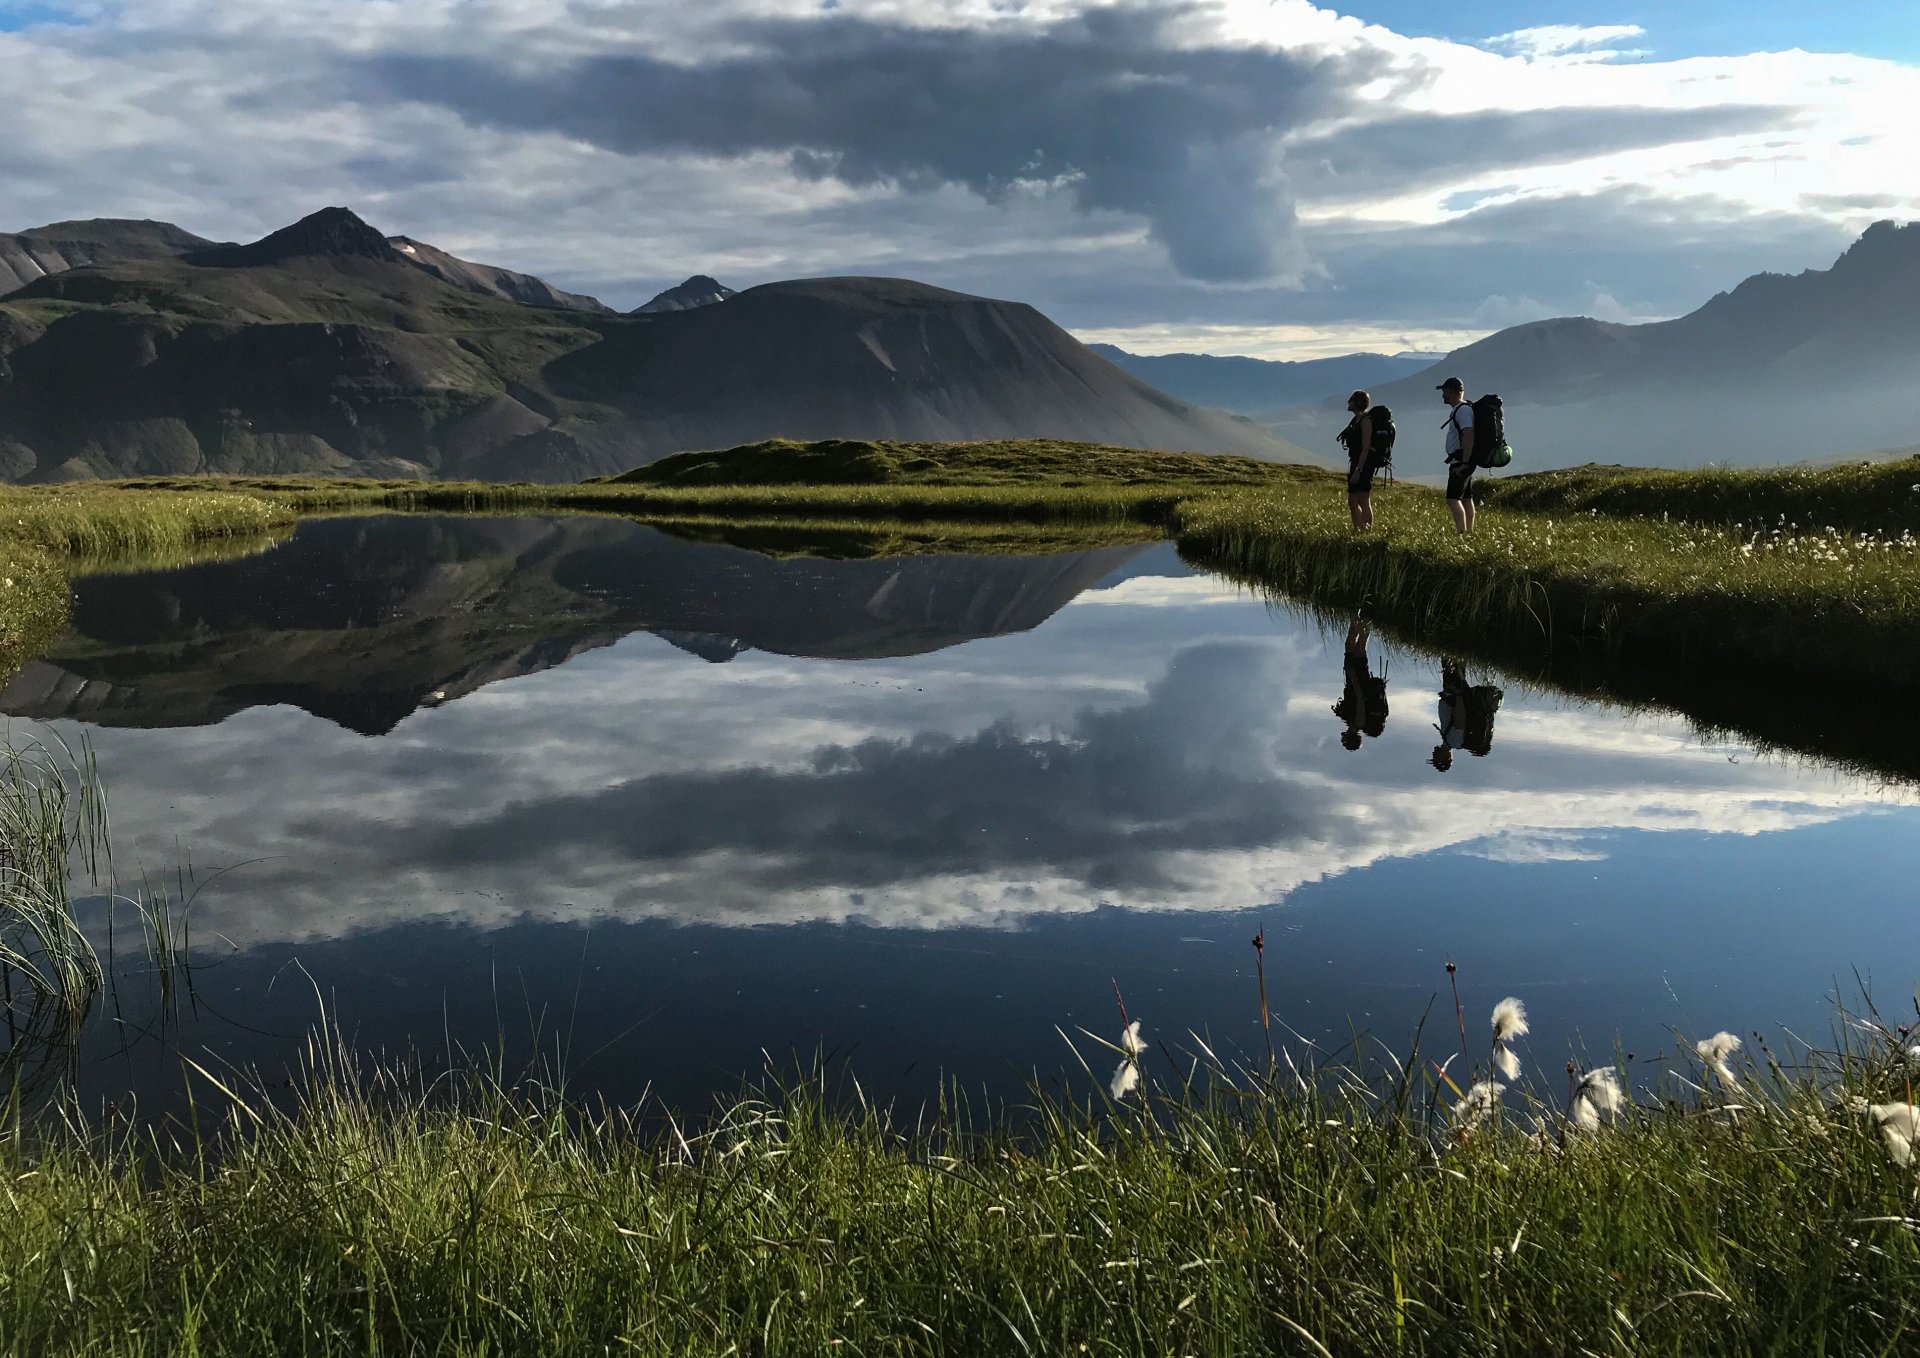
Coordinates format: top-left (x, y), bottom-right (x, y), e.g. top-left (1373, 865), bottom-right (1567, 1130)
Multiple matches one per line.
top-left (1348, 460), bottom-right (1378, 495)
top-left (1445, 462), bottom-right (1476, 502)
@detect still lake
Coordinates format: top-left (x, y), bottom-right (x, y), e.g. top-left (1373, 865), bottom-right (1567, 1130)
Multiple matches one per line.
top-left (6, 514), bottom-right (1917, 1114)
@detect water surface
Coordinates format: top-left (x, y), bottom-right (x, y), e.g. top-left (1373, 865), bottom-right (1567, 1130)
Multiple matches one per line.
top-left (5, 516), bottom-right (1915, 1114)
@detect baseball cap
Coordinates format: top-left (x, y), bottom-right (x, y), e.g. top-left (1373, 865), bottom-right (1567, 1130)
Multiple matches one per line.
top-left (1436, 376), bottom-right (1464, 392)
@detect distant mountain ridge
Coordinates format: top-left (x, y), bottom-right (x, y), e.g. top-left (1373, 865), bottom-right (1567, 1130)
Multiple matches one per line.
top-left (1266, 220), bottom-right (1920, 470)
top-left (1088, 344), bottom-right (1441, 416)
top-left (1, 208), bottom-right (609, 311)
top-left (0, 207), bottom-right (1315, 483)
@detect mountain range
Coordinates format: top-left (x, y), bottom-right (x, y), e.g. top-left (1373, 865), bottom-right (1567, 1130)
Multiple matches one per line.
top-left (1087, 345), bottom-right (1442, 416)
top-left (1260, 220), bottom-right (1920, 470)
top-left (0, 516), bottom-right (1144, 734)
top-left (0, 208), bottom-right (1309, 482)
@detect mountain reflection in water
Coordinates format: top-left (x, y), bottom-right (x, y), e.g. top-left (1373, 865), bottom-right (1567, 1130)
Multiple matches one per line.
top-left (2, 517), bottom-right (1915, 1116)
top-left (1, 516), bottom-right (1144, 734)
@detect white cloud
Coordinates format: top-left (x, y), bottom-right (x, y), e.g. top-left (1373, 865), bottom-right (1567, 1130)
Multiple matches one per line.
top-left (1481, 24), bottom-right (1649, 62)
top-left (1, 2), bottom-right (1914, 343)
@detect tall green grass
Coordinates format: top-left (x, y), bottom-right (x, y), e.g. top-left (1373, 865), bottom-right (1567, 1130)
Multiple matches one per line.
top-left (1177, 479), bottom-right (1920, 689)
top-left (6, 1012), bottom-right (1920, 1355)
top-left (1481, 454), bottom-right (1920, 532)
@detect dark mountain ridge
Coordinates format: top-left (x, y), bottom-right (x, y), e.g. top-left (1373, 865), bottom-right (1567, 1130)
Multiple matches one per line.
top-left (0, 208), bottom-right (1314, 482)
top-left (635, 275), bottom-right (735, 313)
top-left (0, 218), bottom-right (218, 294)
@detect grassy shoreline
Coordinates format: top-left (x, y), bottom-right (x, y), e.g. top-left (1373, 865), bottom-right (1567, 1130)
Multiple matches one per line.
top-left (7, 440), bottom-right (1920, 763)
top-left (8, 1024), bottom-right (1920, 1355)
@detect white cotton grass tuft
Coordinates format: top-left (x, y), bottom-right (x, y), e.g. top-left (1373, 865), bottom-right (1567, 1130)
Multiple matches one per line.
top-left (1495, 1045), bottom-right (1521, 1081)
top-left (1451, 1079), bottom-right (1506, 1134)
top-left (1109, 1020), bottom-right (1147, 1100)
top-left (1569, 1066), bottom-right (1626, 1132)
top-left (1696, 1031), bottom-right (1742, 1087)
top-left (1491, 997), bottom-right (1529, 1044)
top-left (1861, 1102), bottom-right (1920, 1167)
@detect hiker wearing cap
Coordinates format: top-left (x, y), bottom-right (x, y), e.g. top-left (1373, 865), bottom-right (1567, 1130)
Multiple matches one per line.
top-left (1338, 390), bottom-right (1378, 531)
top-left (1438, 377), bottom-right (1476, 534)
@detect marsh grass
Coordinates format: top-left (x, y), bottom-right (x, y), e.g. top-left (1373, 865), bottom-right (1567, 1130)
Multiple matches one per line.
top-left (1482, 454), bottom-right (1920, 533)
top-left (1176, 479), bottom-right (1920, 689)
top-left (7, 1011), bottom-right (1920, 1355)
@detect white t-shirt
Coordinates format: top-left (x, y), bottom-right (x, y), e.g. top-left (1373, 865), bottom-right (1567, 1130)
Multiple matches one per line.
top-left (1444, 402), bottom-right (1474, 460)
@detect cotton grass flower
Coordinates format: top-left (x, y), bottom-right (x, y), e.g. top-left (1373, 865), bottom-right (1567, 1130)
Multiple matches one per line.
top-left (1696, 1031), bottom-right (1742, 1088)
top-left (1109, 1020), bottom-right (1146, 1100)
top-left (1569, 1066), bottom-right (1625, 1132)
top-left (1451, 1079), bottom-right (1505, 1135)
top-left (1491, 997), bottom-right (1527, 1080)
top-left (1860, 1102), bottom-right (1920, 1167)
top-left (1491, 998), bottom-right (1529, 1043)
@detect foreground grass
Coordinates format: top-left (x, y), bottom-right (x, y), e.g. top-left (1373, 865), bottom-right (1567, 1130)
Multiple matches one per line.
top-left (7, 1033), bottom-right (1920, 1356)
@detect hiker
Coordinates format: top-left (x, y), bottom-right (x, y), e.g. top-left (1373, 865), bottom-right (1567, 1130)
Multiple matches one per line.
top-left (1337, 390), bottom-right (1381, 530)
top-left (1332, 617), bottom-right (1388, 750)
top-left (1430, 659), bottom-right (1503, 772)
top-left (1438, 376), bottom-right (1476, 534)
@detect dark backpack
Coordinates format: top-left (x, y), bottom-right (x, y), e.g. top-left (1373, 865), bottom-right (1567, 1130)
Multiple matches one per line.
top-left (1365, 405), bottom-right (1395, 470)
top-left (1469, 395), bottom-right (1512, 469)
top-left (1463, 684), bottom-right (1504, 757)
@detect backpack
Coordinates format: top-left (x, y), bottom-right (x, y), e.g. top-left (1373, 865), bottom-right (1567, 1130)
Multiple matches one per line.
top-left (1365, 405), bottom-right (1395, 471)
top-left (1463, 684), bottom-right (1504, 757)
top-left (1468, 395), bottom-right (1512, 469)
top-left (1340, 408), bottom-right (1396, 470)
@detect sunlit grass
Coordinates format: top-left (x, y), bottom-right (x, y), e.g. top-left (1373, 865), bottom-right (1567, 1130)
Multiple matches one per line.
top-left (1176, 478), bottom-right (1920, 686)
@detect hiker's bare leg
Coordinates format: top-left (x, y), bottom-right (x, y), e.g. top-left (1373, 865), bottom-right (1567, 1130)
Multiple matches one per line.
top-left (1449, 497), bottom-right (1470, 533)
top-left (1348, 493), bottom-right (1366, 530)
top-left (1358, 493), bottom-right (1373, 530)
top-left (1463, 498), bottom-right (1476, 532)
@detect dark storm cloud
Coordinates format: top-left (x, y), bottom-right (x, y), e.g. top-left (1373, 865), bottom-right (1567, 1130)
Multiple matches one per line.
top-left (336, 643), bottom-right (1345, 895)
top-left (359, 6), bottom-right (1369, 283)
top-left (1286, 104), bottom-right (1795, 202)
top-left (846, 186), bottom-right (1850, 334)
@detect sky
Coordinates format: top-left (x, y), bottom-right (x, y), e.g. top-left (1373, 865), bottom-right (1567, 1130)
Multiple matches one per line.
top-left (1, 0), bottom-right (1914, 357)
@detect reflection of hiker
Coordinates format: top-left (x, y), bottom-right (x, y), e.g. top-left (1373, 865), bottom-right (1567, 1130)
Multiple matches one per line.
top-left (1332, 618), bottom-right (1388, 751)
top-left (1337, 390), bottom-right (1392, 531)
top-left (1438, 376), bottom-right (1476, 535)
top-left (1430, 659), bottom-right (1503, 771)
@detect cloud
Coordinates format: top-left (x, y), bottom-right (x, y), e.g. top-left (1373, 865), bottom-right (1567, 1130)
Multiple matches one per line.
top-left (1482, 24), bottom-right (1649, 63)
top-left (1284, 104), bottom-right (1794, 204)
top-left (0, 1), bottom-right (1914, 345)
top-left (355, 6), bottom-right (1369, 283)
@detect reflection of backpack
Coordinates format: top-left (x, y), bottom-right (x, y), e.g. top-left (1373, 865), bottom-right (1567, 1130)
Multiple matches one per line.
top-left (1463, 684), bottom-right (1504, 757)
top-left (1360, 675), bottom-right (1388, 737)
top-left (1470, 395), bottom-right (1512, 469)
top-left (1365, 405), bottom-right (1395, 471)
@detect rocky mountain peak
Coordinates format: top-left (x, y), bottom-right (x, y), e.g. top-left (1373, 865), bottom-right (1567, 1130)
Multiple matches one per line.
top-left (635, 275), bottom-right (736, 314)
top-left (196, 206), bottom-right (400, 267)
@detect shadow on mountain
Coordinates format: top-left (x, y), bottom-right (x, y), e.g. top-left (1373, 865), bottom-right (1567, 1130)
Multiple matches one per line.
top-left (0, 516), bottom-right (1145, 734)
